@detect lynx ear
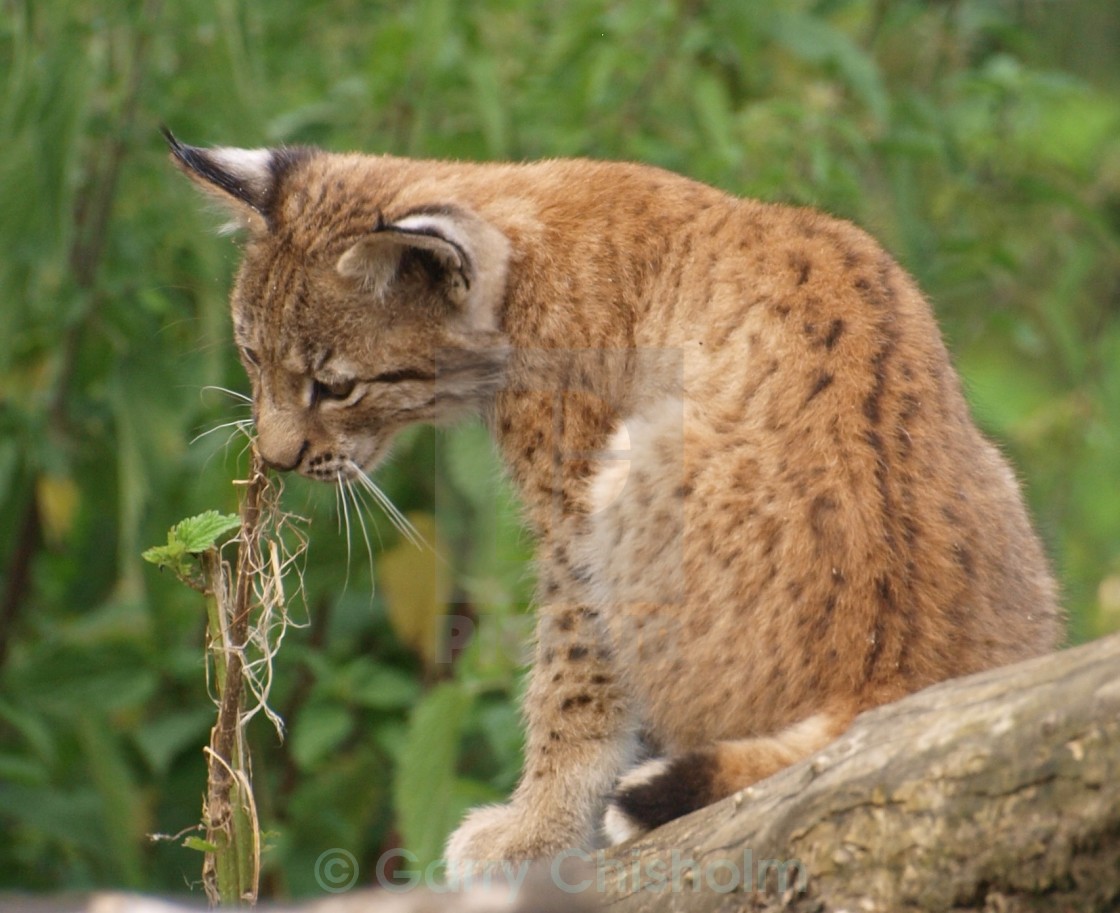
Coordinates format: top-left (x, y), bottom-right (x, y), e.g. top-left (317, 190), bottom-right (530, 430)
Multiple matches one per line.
top-left (163, 127), bottom-right (310, 233)
top-left (337, 208), bottom-right (510, 322)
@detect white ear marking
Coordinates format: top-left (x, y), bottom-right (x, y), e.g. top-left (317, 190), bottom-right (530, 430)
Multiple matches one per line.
top-left (393, 214), bottom-right (470, 254)
top-left (385, 214), bottom-right (473, 289)
top-left (206, 147), bottom-right (274, 199)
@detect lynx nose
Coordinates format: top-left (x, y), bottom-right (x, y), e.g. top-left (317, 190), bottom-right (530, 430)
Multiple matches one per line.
top-left (257, 438), bottom-right (309, 473)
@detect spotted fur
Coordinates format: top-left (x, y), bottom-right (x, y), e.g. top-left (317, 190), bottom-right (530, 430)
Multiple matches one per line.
top-left (169, 135), bottom-right (1063, 869)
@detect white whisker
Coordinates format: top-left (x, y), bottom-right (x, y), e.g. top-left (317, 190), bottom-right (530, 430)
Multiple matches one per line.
top-left (333, 474), bottom-right (344, 536)
top-left (346, 478), bottom-right (386, 550)
top-left (190, 418), bottom-right (254, 446)
top-left (349, 462), bottom-right (425, 549)
top-left (200, 384), bottom-right (252, 403)
top-left (344, 478), bottom-right (377, 586)
top-left (336, 469), bottom-right (354, 584)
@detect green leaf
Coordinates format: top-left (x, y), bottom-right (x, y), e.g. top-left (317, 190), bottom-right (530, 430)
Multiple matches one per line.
top-left (291, 701), bottom-right (354, 771)
top-left (15, 645), bottom-right (159, 718)
top-left (394, 682), bottom-right (473, 868)
top-left (171, 511), bottom-right (241, 553)
top-left (768, 10), bottom-right (888, 126)
top-left (0, 699), bottom-right (57, 768)
top-left (693, 72), bottom-right (740, 168)
top-left (183, 836), bottom-right (219, 854)
top-left (132, 708), bottom-right (214, 777)
top-left (77, 717), bottom-right (145, 887)
top-left (442, 422), bottom-right (498, 510)
top-left (142, 510), bottom-right (240, 578)
top-left (0, 754), bottom-right (49, 787)
top-left (140, 543), bottom-right (193, 578)
top-left (344, 662), bottom-right (422, 711)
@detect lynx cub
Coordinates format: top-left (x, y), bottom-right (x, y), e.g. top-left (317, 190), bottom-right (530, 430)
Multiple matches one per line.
top-left (169, 133), bottom-right (1061, 869)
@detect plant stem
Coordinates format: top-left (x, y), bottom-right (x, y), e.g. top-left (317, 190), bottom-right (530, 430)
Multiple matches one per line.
top-left (203, 447), bottom-right (267, 907)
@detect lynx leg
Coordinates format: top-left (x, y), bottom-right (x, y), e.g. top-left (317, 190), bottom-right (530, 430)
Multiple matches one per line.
top-left (445, 573), bottom-right (638, 872)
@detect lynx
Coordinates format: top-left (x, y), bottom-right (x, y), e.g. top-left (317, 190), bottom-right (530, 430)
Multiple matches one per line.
top-left (168, 132), bottom-right (1062, 871)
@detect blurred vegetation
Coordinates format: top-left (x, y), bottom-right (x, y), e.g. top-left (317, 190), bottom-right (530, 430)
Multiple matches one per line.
top-left (1, 0), bottom-right (1118, 899)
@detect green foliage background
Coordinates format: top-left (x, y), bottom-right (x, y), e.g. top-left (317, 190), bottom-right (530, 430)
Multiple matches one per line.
top-left (2, 0), bottom-right (1118, 898)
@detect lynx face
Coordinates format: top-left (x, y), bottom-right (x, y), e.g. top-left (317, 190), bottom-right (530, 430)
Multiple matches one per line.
top-left (169, 136), bottom-right (511, 481)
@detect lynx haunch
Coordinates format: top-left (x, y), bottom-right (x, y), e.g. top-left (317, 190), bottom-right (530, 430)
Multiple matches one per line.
top-left (169, 132), bottom-right (1061, 870)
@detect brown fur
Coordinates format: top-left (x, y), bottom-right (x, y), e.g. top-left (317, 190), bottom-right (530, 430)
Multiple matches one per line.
top-left (169, 135), bottom-right (1062, 868)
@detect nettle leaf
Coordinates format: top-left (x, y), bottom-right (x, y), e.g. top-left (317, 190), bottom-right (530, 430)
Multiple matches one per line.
top-left (140, 543), bottom-right (193, 578)
top-left (172, 511), bottom-right (242, 552)
top-left (142, 511), bottom-right (240, 577)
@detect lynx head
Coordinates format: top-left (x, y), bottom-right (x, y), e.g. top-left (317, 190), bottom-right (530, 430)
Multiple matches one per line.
top-left (166, 131), bottom-right (511, 481)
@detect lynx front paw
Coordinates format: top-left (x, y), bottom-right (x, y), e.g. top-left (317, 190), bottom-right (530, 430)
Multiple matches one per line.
top-left (444, 803), bottom-right (580, 877)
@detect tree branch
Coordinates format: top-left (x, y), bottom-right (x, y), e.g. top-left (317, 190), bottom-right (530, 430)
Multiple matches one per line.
top-left (598, 631), bottom-right (1120, 913)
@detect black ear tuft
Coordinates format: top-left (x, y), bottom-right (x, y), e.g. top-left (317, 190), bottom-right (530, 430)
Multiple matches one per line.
top-left (163, 127), bottom-right (266, 216)
top-left (163, 128), bottom-right (316, 231)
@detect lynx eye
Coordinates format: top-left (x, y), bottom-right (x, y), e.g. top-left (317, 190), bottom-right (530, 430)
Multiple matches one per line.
top-left (312, 377), bottom-right (357, 403)
top-left (241, 346), bottom-right (261, 367)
